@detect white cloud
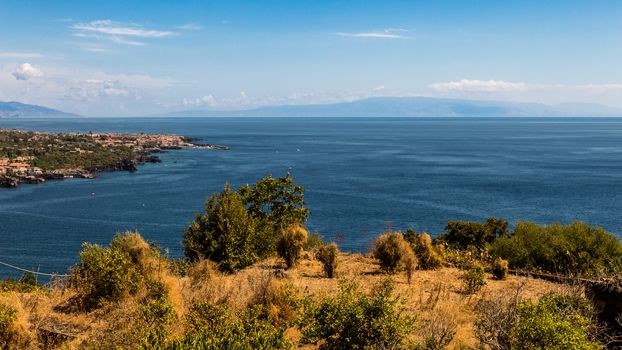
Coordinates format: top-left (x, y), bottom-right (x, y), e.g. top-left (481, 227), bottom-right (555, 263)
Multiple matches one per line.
top-left (12, 63), bottom-right (43, 80)
top-left (183, 95), bottom-right (217, 107)
top-left (373, 85), bottom-right (386, 91)
top-left (0, 52), bottom-right (43, 59)
top-left (73, 20), bottom-right (175, 38)
top-left (72, 20), bottom-right (176, 46)
top-left (336, 28), bottom-right (408, 39)
top-left (430, 79), bottom-right (528, 92)
top-left (176, 23), bottom-right (202, 30)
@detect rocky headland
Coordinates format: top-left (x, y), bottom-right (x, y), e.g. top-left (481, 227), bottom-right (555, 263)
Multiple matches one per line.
top-left (0, 129), bottom-right (228, 188)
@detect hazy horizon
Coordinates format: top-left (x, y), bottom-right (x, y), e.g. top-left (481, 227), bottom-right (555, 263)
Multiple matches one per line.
top-left (1, 0), bottom-right (621, 116)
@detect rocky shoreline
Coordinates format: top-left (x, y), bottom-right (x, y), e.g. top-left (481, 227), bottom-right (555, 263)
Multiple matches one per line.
top-left (0, 130), bottom-right (228, 188)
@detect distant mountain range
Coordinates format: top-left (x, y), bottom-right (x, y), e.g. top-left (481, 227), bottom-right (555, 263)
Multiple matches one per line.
top-left (163, 97), bottom-right (622, 118)
top-left (0, 101), bottom-right (80, 118)
top-left (2, 97), bottom-right (621, 118)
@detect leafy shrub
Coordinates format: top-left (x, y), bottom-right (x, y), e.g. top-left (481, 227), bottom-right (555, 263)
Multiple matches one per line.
top-left (316, 243), bottom-right (338, 278)
top-left (491, 221), bottom-right (622, 275)
top-left (71, 231), bottom-right (177, 311)
top-left (72, 239), bottom-right (144, 309)
top-left (277, 224), bottom-right (308, 269)
top-left (166, 302), bottom-right (290, 350)
top-left (183, 183), bottom-right (258, 272)
top-left (300, 279), bottom-right (416, 350)
top-left (373, 232), bottom-right (418, 273)
top-left (239, 174), bottom-right (310, 259)
top-left (405, 230), bottom-right (444, 270)
top-left (0, 303), bottom-right (18, 348)
top-left (511, 293), bottom-right (603, 349)
top-left (142, 289), bottom-right (177, 328)
top-left (0, 273), bottom-right (38, 293)
top-left (461, 263), bottom-right (486, 294)
top-left (492, 258), bottom-right (509, 280)
top-left (169, 258), bottom-right (191, 277)
top-left (435, 217), bottom-right (509, 250)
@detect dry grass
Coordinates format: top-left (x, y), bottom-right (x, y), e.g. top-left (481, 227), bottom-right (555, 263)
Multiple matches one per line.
top-left (3, 251), bottom-right (561, 349)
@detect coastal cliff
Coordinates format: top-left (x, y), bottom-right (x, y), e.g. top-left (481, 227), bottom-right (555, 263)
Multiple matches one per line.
top-left (0, 129), bottom-right (228, 188)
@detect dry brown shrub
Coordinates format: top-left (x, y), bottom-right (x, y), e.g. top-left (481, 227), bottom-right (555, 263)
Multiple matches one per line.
top-left (373, 232), bottom-right (418, 276)
top-left (248, 274), bottom-right (300, 325)
top-left (277, 224), bottom-right (309, 269)
top-left (0, 293), bottom-right (36, 349)
top-left (417, 305), bottom-right (458, 350)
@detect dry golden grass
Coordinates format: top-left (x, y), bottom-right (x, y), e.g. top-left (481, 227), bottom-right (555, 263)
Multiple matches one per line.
top-left (3, 251), bottom-right (561, 349)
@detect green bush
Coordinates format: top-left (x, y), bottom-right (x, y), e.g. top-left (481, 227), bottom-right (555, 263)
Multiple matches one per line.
top-left (71, 231), bottom-right (167, 310)
top-left (461, 263), bottom-right (486, 294)
top-left (492, 258), bottom-right (509, 280)
top-left (299, 279), bottom-right (416, 350)
top-left (277, 224), bottom-right (308, 269)
top-left (183, 183), bottom-right (258, 272)
top-left (435, 217), bottom-right (509, 250)
top-left (0, 303), bottom-right (18, 348)
top-left (491, 221), bottom-right (622, 275)
top-left (165, 302), bottom-right (290, 350)
top-left (373, 232), bottom-right (418, 273)
top-left (316, 243), bottom-right (338, 278)
top-left (239, 174), bottom-right (310, 259)
top-left (72, 241), bottom-right (144, 309)
top-left (511, 293), bottom-right (603, 349)
top-left (0, 273), bottom-right (38, 293)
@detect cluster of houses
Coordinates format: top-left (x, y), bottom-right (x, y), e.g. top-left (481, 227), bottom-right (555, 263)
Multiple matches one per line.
top-left (0, 156), bottom-right (42, 176)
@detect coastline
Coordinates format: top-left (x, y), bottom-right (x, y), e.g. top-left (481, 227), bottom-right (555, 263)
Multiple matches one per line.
top-left (0, 129), bottom-right (229, 188)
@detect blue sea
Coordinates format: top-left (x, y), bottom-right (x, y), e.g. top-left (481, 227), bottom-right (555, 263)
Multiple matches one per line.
top-left (1, 117), bottom-right (622, 278)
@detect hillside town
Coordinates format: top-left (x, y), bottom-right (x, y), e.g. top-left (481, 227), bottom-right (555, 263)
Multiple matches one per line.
top-left (0, 129), bottom-right (227, 187)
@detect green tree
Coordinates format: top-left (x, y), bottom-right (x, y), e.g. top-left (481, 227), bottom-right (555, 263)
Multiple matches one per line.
top-left (239, 174), bottom-right (309, 258)
top-left (435, 217), bottom-right (509, 250)
top-left (491, 221), bottom-right (622, 275)
top-left (183, 183), bottom-right (257, 272)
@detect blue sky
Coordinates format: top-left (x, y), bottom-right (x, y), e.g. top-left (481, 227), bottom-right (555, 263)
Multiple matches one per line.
top-left (1, 0), bottom-right (621, 116)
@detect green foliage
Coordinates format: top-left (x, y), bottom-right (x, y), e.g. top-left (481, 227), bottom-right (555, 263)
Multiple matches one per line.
top-left (300, 279), bottom-right (416, 350)
top-left (142, 295), bottom-right (177, 328)
top-left (184, 176), bottom-right (310, 271)
top-left (315, 243), bottom-right (338, 278)
top-left (461, 264), bottom-right (486, 294)
top-left (492, 258), bottom-right (509, 280)
top-left (0, 303), bottom-right (18, 348)
top-left (405, 230), bottom-right (444, 270)
top-left (239, 174), bottom-right (309, 258)
top-left (373, 232), bottom-right (417, 273)
top-left (183, 183), bottom-right (258, 272)
top-left (169, 258), bottom-right (192, 277)
top-left (436, 217), bottom-right (509, 250)
top-left (491, 221), bottom-right (622, 275)
top-left (0, 273), bottom-right (39, 293)
top-left (71, 231), bottom-right (165, 310)
top-left (511, 293), bottom-right (603, 350)
top-left (165, 302), bottom-right (290, 350)
top-left (72, 241), bottom-right (143, 309)
top-left (277, 224), bottom-right (308, 269)
top-left (0, 130), bottom-right (134, 170)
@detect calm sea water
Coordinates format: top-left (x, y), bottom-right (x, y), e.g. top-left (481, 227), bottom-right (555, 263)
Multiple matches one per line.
top-left (1, 117), bottom-right (621, 278)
